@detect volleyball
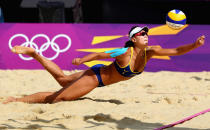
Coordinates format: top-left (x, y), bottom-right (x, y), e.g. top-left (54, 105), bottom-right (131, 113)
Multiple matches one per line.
top-left (166, 9), bottom-right (186, 30)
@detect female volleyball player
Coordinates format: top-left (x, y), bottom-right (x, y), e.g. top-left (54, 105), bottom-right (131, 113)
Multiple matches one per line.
top-left (3, 26), bottom-right (205, 104)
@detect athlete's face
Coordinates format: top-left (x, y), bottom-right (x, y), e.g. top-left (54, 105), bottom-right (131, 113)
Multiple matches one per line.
top-left (132, 30), bottom-right (148, 48)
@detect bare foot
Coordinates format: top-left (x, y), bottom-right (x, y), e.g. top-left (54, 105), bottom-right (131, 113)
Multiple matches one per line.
top-left (3, 96), bottom-right (17, 104)
top-left (11, 46), bottom-right (36, 56)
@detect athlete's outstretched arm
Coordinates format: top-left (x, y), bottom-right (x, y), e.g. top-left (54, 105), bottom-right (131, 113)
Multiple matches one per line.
top-left (72, 52), bottom-right (112, 65)
top-left (72, 47), bottom-right (128, 65)
top-left (151, 35), bottom-right (205, 56)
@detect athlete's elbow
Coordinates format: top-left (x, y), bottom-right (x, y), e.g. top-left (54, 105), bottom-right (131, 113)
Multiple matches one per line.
top-left (175, 48), bottom-right (186, 56)
top-left (94, 53), bottom-right (101, 60)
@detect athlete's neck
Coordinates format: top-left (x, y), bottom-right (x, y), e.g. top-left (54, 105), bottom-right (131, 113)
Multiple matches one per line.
top-left (133, 46), bottom-right (145, 56)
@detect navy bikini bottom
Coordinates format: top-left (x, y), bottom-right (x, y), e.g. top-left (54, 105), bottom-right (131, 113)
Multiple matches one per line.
top-left (90, 64), bottom-right (105, 87)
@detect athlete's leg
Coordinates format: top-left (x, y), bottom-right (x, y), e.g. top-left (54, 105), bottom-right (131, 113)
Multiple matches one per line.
top-left (3, 69), bottom-right (98, 104)
top-left (11, 46), bottom-right (84, 87)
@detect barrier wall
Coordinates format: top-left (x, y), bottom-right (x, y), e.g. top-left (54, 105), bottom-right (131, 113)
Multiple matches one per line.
top-left (0, 8), bottom-right (4, 23)
top-left (0, 23), bottom-right (209, 72)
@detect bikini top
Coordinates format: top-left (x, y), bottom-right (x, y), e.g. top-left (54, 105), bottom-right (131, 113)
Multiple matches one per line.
top-left (105, 47), bottom-right (147, 77)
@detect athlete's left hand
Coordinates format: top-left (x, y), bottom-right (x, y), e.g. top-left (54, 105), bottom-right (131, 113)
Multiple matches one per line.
top-left (195, 35), bottom-right (205, 47)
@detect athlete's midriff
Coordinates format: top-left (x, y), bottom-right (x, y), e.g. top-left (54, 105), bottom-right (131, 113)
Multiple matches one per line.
top-left (100, 63), bottom-right (131, 85)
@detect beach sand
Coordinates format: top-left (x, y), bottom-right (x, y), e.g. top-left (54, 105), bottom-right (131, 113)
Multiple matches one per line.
top-left (0, 69), bottom-right (210, 130)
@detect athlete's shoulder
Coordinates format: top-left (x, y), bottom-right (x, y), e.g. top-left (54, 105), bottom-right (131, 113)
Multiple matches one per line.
top-left (147, 45), bottom-right (162, 51)
top-left (146, 46), bottom-right (163, 56)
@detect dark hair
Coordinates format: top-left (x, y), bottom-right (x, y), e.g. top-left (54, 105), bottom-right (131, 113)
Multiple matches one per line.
top-left (124, 40), bottom-right (134, 47)
top-left (124, 26), bottom-right (139, 47)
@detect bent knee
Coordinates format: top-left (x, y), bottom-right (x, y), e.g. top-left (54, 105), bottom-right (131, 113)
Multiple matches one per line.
top-left (56, 76), bottom-right (70, 87)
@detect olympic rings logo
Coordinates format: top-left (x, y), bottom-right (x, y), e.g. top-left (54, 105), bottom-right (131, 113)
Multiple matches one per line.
top-left (8, 34), bottom-right (72, 60)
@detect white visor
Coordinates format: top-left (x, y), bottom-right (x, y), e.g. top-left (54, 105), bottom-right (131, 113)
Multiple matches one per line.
top-left (129, 26), bottom-right (149, 40)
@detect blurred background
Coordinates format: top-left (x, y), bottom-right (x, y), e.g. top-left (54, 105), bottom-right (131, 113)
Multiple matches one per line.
top-left (0, 0), bottom-right (209, 24)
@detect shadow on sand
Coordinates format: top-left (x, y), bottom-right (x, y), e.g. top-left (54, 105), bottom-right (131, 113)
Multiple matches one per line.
top-left (77, 97), bottom-right (124, 105)
top-left (0, 119), bottom-right (67, 129)
top-left (84, 113), bottom-right (208, 130)
top-left (0, 114), bottom-right (208, 130)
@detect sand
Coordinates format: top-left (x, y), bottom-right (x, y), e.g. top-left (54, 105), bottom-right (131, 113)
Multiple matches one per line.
top-left (0, 69), bottom-right (210, 130)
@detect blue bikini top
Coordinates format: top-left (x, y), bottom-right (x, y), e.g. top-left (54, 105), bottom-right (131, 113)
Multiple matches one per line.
top-left (105, 47), bottom-right (147, 77)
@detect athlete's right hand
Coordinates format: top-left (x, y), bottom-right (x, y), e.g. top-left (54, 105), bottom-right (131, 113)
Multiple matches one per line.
top-left (194, 35), bottom-right (205, 48)
top-left (72, 58), bottom-right (81, 65)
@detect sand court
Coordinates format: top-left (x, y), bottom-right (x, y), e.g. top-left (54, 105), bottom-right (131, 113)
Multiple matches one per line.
top-left (0, 70), bottom-right (210, 129)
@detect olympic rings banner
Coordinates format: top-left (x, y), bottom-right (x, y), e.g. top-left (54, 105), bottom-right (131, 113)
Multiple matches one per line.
top-left (0, 23), bottom-right (209, 72)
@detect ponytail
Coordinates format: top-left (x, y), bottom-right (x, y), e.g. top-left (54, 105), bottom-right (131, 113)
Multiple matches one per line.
top-left (124, 40), bottom-right (134, 47)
